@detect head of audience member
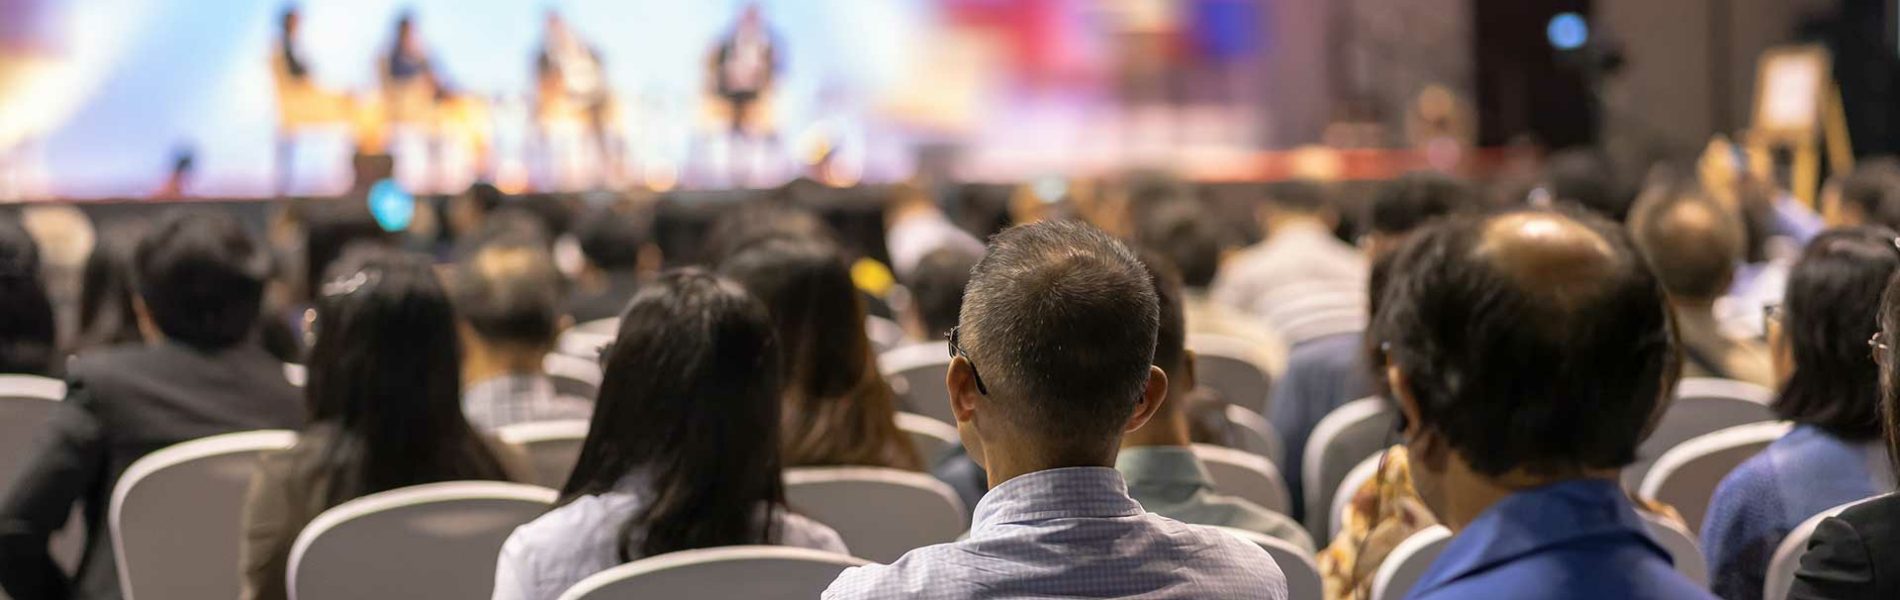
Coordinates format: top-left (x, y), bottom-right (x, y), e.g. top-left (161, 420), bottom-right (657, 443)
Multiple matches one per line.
top-left (1372, 209), bottom-right (1675, 530)
top-left (1364, 171), bottom-right (1481, 258)
top-left (1540, 148), bottom-right (1629, 222)
top-left (1137, 199), bottom-right (1227, 292)
top-left (473, 207), bottom-right (555, 251)
top-left (1771, 227), bottom-right (1900, 441)
top-left (301, 200), bottom-right (394, 303)
top-left (450, 243), bottom-right (567, 384)
top-left (134, 211), bottom-right (273, 351)
top-left (702, 201), bottom-right (833, 265)
top-left (1628, 184), bottom-right (1745, 308)
top-left (1873, 274), bottom-right (1900, 483)
top-left (902, 247), bottom-right (979, 342)
top-left (720, 236), bottom-right (919, 470)
top-left (1257, 179), bottom-right (1335, 236)
top-left (952, 220), bottom-right (1166, 484)
top-left (304, 249), bottom-right (506, 506)
top-left (71, 225), bottom-right (146, 354)
top-left (559, 270), bottom-right (785, 560)
top-left (1120, 252), bottom-right (1196, 450)
top-left (1821, 159), bottom-right (1900, 230)
top-left (573, 207), bottom-right (658, 281)
top-left (0, 219), bottom-right (55, 375)
top-left (447, 182), bottom-right (505, 240)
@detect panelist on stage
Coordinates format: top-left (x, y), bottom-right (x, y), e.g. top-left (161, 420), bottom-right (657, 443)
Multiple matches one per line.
top-left (709, 4), bottom-right (781, 138)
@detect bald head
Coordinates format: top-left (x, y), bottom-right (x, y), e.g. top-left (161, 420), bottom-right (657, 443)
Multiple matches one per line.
top-left (1628, 189), bottom-right (1743, 301)
top-left (451, 243), bottom-right (566, 349)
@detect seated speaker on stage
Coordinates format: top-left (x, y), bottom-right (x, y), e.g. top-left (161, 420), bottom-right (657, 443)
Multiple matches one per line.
top-left (533, 11), bottom-right (620, 184)
top-left (270, 6), bottom-right (362, 192)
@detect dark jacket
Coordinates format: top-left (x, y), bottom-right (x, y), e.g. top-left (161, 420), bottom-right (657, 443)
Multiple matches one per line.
top-left (1790, 493), bottom-right (1900, 600)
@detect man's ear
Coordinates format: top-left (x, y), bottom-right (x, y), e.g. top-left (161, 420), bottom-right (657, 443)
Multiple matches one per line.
top-left (947, 356), bottom-right (981, 424)
top-left (1387, 364), bottom-right (1445, 468)
top-left (1123, 366), bottom-right (1169, 433)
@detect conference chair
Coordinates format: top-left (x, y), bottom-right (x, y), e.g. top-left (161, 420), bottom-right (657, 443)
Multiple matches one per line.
top-left (1224, 404), bottom-right (1286, 465)
top-left (1330, 452), bottom-right (1386, 539)
top-left (543, 353), bottom-right (604, 401)
top-left (1622, 377), bottom-right (1776, 491)
top-left (1213, 527), bottom-right (1324, 600)
top-left (1189, 333), bottom-right (1274, 414)
top-left (879, 343), bottom-right (954, 425)
top-left (784, 467), bottom-right (965, 563)
top-left (894, 412), bottom-right (960, 462)
top-left (1370, 525), bottom-right (1454, 600)
top-left (1640, 512), bottom-right (1708, 587)
top-left (1193, 444), bottom-right (1293, 515)
top-left (555, 546), bottom-right (868, 600)
top-left (0, 375), bottom-right (81, 578)
top-left (1303, 397), bottom-right (1397, 539)
top-left (288, 481), bottom-right (557, 600)
top-left (557, 328), bottom-right (616, 360)
top-left (112, 430), bottom-right (300, 600)
top-left (497, 419), bottom-right (591, 488)
top-left (1638, 421), bottom-right (1792, 536)
top-left (1764, 496), bottom-right (1881, 600)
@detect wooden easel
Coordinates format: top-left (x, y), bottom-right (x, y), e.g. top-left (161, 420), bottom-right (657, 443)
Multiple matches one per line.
top-left (1750, 44), bottom-right (1854, 208)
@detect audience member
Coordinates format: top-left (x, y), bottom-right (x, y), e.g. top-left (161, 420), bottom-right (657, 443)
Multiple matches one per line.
top-left (1540, 148), bottom-right (1630, 222)
top-left (565, 207), bottom-right (657, 324)
top-left (494, 270), bottom-right (847, 599)
top-left (1211, 180), bottom-right (1368, 341)
top-left (240, 250), bottom-right (525, 600)
top-left (450, 243), bottom-right (591, 430)
top-left (824, 220), bottom-right (1289, 599)
top-left (0, 211), bottom-right (304, 599)
top-left (1139, 197), bottom-right (1288, 378)
top-left (1370, 209), bottom-right (1711, 599)
top-left (1119, 252), bottom-right (1314, 551)
top-left (1820, 159), bottom-right (1900, 231)
top-left (885, 183), bottom-right (984, 282)
top-left (899, 246), bottom-right (979, 343)
top-left (68, 225), bottom-right (146, 355)
top-left (1788, 272), bottom-right (1900, 599)
top-left (1703, 227), bottom-right (1900, 600)
top-left (19, 205), bottom-right (93, 349)
top-left (1629, 184), bottom-right (1775, 387)
top-left (0, 218), bottom-right (56, 375)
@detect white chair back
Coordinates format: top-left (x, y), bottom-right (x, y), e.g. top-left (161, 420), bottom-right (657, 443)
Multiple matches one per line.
top-left (557, 329), bottom-right (617, 360)
top-left (497, 419), bottom-right (591, 488)
top-left (894, 412), bottom-right (960, 461)
top-left (865, 316), bottom-right (908, 354)
top-left (1189, 334), bottom-right (1273, 414)
top-left (1765, 496), bottom-right (1878, 600)
top-left (1639, 512), bottom-right (1707, 586)
top-left (879, 344), bottom-right (954, 425)
top-left (1371, 525), bottom-right (1453, 600)
top-left (288, 481), bottom-right (557, 600)
top-left (1330, 452), bottom-right (1386, 539)
top-left (1638, 421), bottom-right (1792, 536)
top-left (1213, 527), bottom-right (1323, 600)
top-left (0, 375), bottom-right (65, 494)
top-left (572, 317), bottom-right (620, 335)
top-left (1224, 404), bottom-right (1286, 465)
top-left (543, 353), bottom-right (604, 400)
top-left (111, 430), bottom-right (298, 600)
top-left (556, 546), bottom-right (868, 600)
top-left (1623, 378), bottom-right (1776, 491)
top-left (1303, 397), bottom-right (1396, 538)
top-left (1193, 444), bottom-right (1293, 515)
top-left (784, 467), bottom-right (966, 563)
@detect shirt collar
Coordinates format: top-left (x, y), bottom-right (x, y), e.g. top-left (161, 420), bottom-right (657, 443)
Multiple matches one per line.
top-left (970, 467), bottom-right (1144, 536)
top-left (1410, 479), bottom-right (1667, 595)
top-left (1115, 446), bottom-right (1215, 491)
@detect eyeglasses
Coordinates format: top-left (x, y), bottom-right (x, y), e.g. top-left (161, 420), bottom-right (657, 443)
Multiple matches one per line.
top-left (947, 326), bottom-right (989, 396)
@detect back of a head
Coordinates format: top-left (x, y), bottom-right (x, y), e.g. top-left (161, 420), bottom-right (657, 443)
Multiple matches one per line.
top-left (475, 207), bottom-right (555, 250)
top-left (563, 270), bottom-right (785, 559)
top-left (1836, 159), bottom-right (1900, 230)
top-left (703, 201), bottom-right (834, 265)
top-left (1368, 171), bottom-right (1481, 238)
top-left (1372, 209), bottom-right (1674, 477)
top-left (302, 200), bottom-right (394, 301)
top-left (905, 247), bottom-right (981, 339)
top-left (719, 236), bottom-right (871, 399)
top-left (451, 243), bottom-right (566, 351)
top-left (136, 211), bottom-right (272, 350)
top-left (1137, 199), bottom-right (1226, 289)
top-left (1873, 274), bottom-right (1900, 482)
top-left (574, 207), bottom-right (649, 272)
top-left (306, 249), bottom-right (502, 506)
top-left (0, 218), bottom-right (54, 374)
top-left (1628, 185), bottom-right (1744, 301)
top-left (1136, 251), bottom-right (1189, 378)
top-left (74, 225), bottom-right (146, 353)
top-left (1777, 226), bottom-right (1900, 439)
top-left (1266, 179), bottom-right (1329, 215)
top-left (961, 220), bottom-right (1160, 453)
top-left (1542, 149), bottom-right (1628, 222)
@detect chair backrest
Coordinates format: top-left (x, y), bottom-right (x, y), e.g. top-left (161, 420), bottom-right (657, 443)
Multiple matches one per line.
top-left (1212, 527), bottom-right (1323, 600)
top-left (0, 375), bottom-right (65, 495)
top-left (1224, 404), bottom-right (1286, 465)
top-left (543, 353), bottom-right (604, 400)
top-left (111, 430), bottom-right (299, 600)
top-left (1622, 378), bottom-right (1777, 491)
top-left (288, 481), bottom-right (557, 600)
top-left (784, 467), bottom-right (966, 563)
top-left (1638, 421), bottom-right (1792, 536)
top-left (557, 329), bottom-right (617, 360)
top-left (497, 419), bottom-right (591, 489)
top-left (572, 317), bottom-right (620, 336)
top-left (1330, 451), bottom-right (1386, 539)
top-left (1303, 397), bottom-right (1396, 538)
top-left (894, 412), bottom-right (960, 462)
top-left (1189, 334), bottom-right (1273, 414)
top-left (1639, 511), bottom-right (1708, 587)
top-left (879, 344), bottom-right (953, 425)
top-left (1370, 525), bottom-right (1454, 600)
top-left (1192, 444), bottom-right (1293, 515)
top-left (556, 545), bottom-right (868, 600)
top-left (1765, 496), bottom-right (1878, 600)
top-left (865, 316), bottom-right (908, 354)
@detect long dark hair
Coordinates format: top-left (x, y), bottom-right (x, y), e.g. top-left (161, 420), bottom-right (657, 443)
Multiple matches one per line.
top-left (719, 237), bottom-right (921, 470)
top-left (557, 270), bottom-right (787, 560)
top-left (71, 225), bottom-right (146, 354)
top-left (1776, 227), bottom-right (1900, 440)
top-left (302, 249), bottom-right (508, 508)
top-left (0, 218), bottom-right (54, 375)
top-left (1877, 273), bottom-right (1900, 484)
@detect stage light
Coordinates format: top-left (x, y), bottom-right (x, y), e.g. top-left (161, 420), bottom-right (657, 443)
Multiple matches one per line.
top-left (1547, 12), bottom-right (1589, 52)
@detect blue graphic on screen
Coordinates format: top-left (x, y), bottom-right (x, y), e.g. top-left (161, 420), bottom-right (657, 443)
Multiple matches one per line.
top-left (367, 179), bottom-right (414, 232)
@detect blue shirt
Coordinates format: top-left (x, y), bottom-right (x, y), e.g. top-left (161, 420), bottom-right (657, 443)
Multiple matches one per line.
top-left (1268, 332), bottom-right (1374, 519)
top-left (1701, 424), bottom-right (1891, 600)
top-left (1405, 479), bottom-right (1714, 600)
top-left (823, 467), bottom-right (1288, 600)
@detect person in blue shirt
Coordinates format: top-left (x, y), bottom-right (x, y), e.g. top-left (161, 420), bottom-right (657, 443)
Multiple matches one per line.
top-left (1370, 209), bottom-right (1715, 600)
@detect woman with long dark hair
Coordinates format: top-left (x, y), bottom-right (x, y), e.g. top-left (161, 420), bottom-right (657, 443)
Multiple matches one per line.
top-left (67, 225), bottom-right (144, 355)
top-left (492, 270), bottom-right (845, 600)
top-left (0, 218), bottom-right (55, 375)
top-left (239, 250), bottom-right (522, 600)
top-left (719, 236), bottom-right (921, 470)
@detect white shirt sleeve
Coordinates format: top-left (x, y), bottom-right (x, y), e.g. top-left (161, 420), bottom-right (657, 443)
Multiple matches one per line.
top-left (491, 530), bottom-right (536, 600)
